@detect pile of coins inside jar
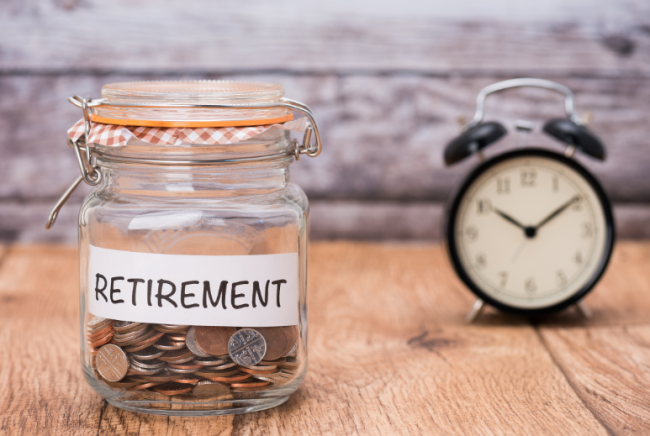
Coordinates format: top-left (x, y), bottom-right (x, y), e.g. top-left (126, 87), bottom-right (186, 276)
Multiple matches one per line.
top-left (87, 317), bottom-right (300, 396)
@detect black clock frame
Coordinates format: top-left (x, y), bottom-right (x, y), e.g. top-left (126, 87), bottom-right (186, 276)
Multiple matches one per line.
top-left (445, 148), bottom-right (615, 316)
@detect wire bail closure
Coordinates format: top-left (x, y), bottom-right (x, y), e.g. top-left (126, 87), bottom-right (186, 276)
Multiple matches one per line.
top-left (45, 95), bottom-right (323, 230)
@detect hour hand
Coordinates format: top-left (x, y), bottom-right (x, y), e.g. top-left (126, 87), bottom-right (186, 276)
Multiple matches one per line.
top-left (493, 208), bottom-right (527, 230)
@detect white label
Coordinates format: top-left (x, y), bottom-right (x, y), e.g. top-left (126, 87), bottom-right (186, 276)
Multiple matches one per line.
top-left (87, 245), bottom-right (299, 327)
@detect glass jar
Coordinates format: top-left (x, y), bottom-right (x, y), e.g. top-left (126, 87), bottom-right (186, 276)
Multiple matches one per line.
top-left (47, 81), bottom-right (322, 416)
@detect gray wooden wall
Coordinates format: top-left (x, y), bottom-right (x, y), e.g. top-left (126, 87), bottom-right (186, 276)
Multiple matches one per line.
top-left (1, 0), bottom-right (650, 242)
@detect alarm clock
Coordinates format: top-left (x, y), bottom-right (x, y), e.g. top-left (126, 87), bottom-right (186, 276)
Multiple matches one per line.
top-left (444, 78), bottom-right (615, 320)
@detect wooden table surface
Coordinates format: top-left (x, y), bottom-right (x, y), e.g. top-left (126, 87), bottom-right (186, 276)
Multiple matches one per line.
top-left (1, 241), bottom-right (650, 435)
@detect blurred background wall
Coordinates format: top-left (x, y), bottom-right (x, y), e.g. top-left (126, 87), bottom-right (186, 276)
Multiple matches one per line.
top-left (1, 0), bottom-right (649, 242)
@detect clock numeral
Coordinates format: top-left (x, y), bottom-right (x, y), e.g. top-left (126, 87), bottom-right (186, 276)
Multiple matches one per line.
top-left (557, 270), bottom-right (568, 288)
top-left (476, 253), bottom-right (487, 269)
top-left (497, 177), bottom-right (510, 194)
top-left (575, 251), bottom-right (583, 264)
top-left (525, 277), bottom-right (537, 294)
top-left (476, 199), bottom-right (492, 215)
top-left (552, 176), bottom-right (559, 192)
top-left (498, 271), bottom-right (508, 288)
top-left (572, 196), bottom-right (583, 211)
top-left (581, 222), bottom-right (594, 238)
top-left (521, 169), bottom-right (537, 187)
top-left (465, 226), bottom-right (478, 242)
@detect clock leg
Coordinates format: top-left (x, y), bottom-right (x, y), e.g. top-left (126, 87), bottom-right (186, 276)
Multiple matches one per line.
top-left (575, 300), bottom-right (593, 319)
top-left (466, 299), bottom-right (485, 323)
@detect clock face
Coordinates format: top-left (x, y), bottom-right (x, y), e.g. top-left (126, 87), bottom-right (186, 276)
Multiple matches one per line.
top-left (448, 149), bottom-right (614, 312)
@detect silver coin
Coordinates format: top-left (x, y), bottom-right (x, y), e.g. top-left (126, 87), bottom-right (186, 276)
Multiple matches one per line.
top-left (193, 357), bottom-right (228, 367)
top-left (167, 366), bottom-right (198, 374)
top-left (130, 358), bottom-right (166, 370)
top-left (228, 328), bottom-right (266, 366)
top-left (130, 346), bottom-right (165, 361)
top-left (185, 326), bottom-right (212, 358)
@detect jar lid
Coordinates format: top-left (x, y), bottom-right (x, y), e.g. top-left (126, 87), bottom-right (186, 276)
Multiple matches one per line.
top-left (92, 81), bottom-right (293, 128)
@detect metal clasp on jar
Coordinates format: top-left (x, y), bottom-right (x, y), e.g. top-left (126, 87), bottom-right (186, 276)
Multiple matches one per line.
top-left (45, 96), bottom-right (324, 230)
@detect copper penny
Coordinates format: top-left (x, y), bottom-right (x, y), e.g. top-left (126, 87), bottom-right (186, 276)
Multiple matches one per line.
top-left (89, 331), bottom-right (114, 348)
top-left (157, 349), bottom-right (195, 364)
top-left (282, 325), bottom-right (299, 355)
top-left (154, 382), bottom-right (193, 396)
top-left (124, 331), bottom-right (165, 353)
top-left (185, 326), bottom-right (211, 358)
top-left (113, 321), bottom-right (144, 333)
top-left (194, 326), bottom-right (237, 356)
top-left (96, 344), bottom-right (129, 382)
top-left (279, 357), bottom-right (300, 369)
top-left (168, 363), bottom-right (202, 370)
top-left (207, 373), bottom-right (252, 383)
top-left (254, 327), bottom-right (288, 361)
top-left (195, 368), bottom-right (240, 378)
top-left (87, 317), bottom-right (112, 333)
top-left (175, 377), bottom-right (200, 385)
top-left (239, 367), bottom-right (277, 375)
top-left (230, 380), bottom-right (269, 388)
top-left (87, 323), bottom-right (114, 341)
top-left (192, 380), bottom-right (231, 397)
top-left (139, 370), bottom-right (185, 383)
top-left (128, 381), bottom-right (162, 391)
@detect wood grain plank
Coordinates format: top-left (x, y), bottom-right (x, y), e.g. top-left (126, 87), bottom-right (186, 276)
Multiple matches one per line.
top-left (228, 243), bottom-right (607, 435)
top-left (533, 242), bottom-right (650, 434)
top-left (0, 243), bottom-right (611, 435)
top-left (1, 0), bottom-right (649, 73)
top-left (2, 75), bottom-right (650, 204)
top-left (0, 245), bottom-right (234, 436)
top-left (540, 326), bottom-right (650, 435)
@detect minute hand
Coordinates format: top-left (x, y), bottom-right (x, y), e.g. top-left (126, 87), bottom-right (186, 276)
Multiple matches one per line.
top-left (534, 196), bottom-right (580, 230)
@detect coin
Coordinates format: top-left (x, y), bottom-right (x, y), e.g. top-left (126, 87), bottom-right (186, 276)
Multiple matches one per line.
top-left (157, 348), bottom-right (194, 364)
top-left (241, 363), bottom-right (277, 371)
top-left (207, 373), bottom-right (252, 383)
top-left (168, 363), bottom-right (202, 370)
top-left (87, 323), bottom-right (114, 341)
top-left (239, 367), bottom-right (277, 375)
top-left (284, 340), bottom-right (298, 357)
top-left (128, 365), bottom-right (164, 376)
top-left (130, 358), bottom-right (166, 370)
top-left (252, 375), bottom-right (291, 385)
top-left (230, 380), bottom-right (269, 388)
top-left (283, 325), bottom-right (299, 356)
top-left (153, 382), bottom-right (193, 396)
top-left (167, 366), bottom-right (200, 374)
top-left (89, 330), bottom-right (114, 348)
top-left (96, 344), bottom-right (129, 382)
top-left (228, 328), bottom-right (266, 366)
top-left (194, 368), bottom-right (241, 378)
top-left (254, 327), bottom-right (288, 361)
top-left (279, 357), bottom-right (300, 369)
top-left (103, 377), bottom-right (143, 389)
top-left (124, 331), bottom-right (165, 353)
top-left (195, 326), bottom-right (237, 356)
top-left (153, 337), bottom-right (186, 351)
top-left (192, 380), bottom-right (231, 397)
top-left (174, 376), bottom-right (200, 385)
top-left (185, 326), bottom-right (212, 358)
top-left (193, 357), bottom-right (228, 367)
top-left (87, 316), bottom-right (112, 333)
top-left (113, 321), bottom-right (143, 333)
top-left (139, 370), bottom-right (186, 383)
top-left (128, 381), bottom-right (162, 391)
top-left (130, 346), bottom-right (165, 361)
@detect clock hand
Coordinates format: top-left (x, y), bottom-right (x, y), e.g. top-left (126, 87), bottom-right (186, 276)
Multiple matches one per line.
top-left (493, 209), bottom-right (527, 230)
top-left (534, 196), bottom-right (580, 230)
